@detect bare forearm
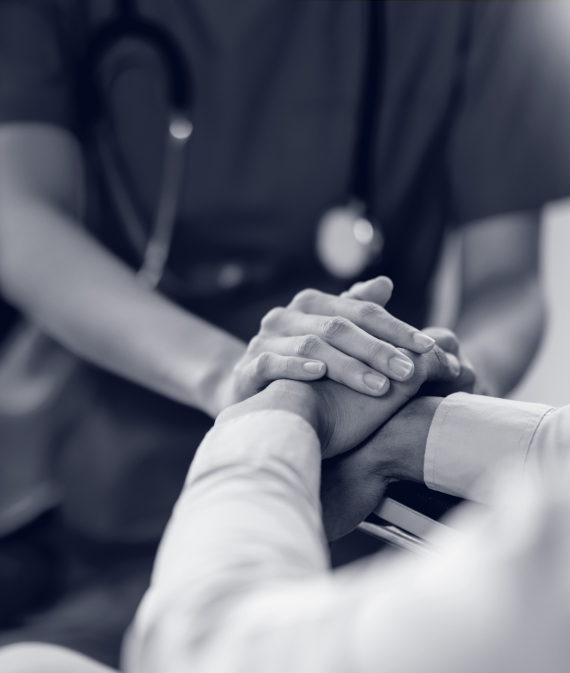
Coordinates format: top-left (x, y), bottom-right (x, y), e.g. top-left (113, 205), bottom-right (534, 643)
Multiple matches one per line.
top-left (0, 200), bottom-right (245, 417)
top-left (454, 211), bottom-right (543, 398)
top-left (455, 275), bottom-right (544, 397)
top-left (0, 123), bottom-right (249, 416)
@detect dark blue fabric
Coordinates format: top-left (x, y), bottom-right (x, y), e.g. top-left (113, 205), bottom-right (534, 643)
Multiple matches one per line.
top-left (1, 1), bottom-right (570, 665)
top-left (2, 1), bottom-right (569, 327)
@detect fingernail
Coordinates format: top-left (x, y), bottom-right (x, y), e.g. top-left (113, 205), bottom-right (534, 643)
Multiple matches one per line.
top-left (413, 332), bottom-right (435, 350)
top-left (445, 353), bottom-right (461, 377)
top-left (388, 356), bottom-right (414, 379)
top-left (303, 361), bottom-right (324, 375)
top-left (363, 373), bottom-right (388, 392)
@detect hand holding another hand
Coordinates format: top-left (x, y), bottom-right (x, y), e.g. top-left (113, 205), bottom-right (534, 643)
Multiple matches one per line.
top-left (219, 277), bottom-right (438, 409)
top-left (320, 396), bottom-right (443, 541)
top-left (216, 277), bottom-right (470, 542)
top-left (218, 339), bottom-right (459, 459)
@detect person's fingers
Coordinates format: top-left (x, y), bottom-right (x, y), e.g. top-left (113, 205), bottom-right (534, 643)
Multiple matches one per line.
top-left (419, 327), bottom-right (477, 395)
top-left (341, 275), bottom-right (394, 307)
top-left (421, 326), bottom-right (460, 356)
top-left (411, 345), bottom-right (461, 384)
top-left (264, 312), bottom-right (416, 382)
top-left (460, 357), bottom-right (476, 389)
top-left (379, 346), bottom-right (459, 409)
top-left (422, 353), bottom-right (476, 396)
top-left (283, 292), bottom-right (435, 354)
top-left (237, 352), bottom-right (327, 398)
top-left (266, 336), bottom-right (391, 396)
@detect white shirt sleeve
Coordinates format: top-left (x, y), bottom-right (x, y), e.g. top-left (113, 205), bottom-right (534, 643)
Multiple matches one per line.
top-left (126, 409), bottom-right (329, 673)
top-left (126, 404), bottom-right (570, 673)
top-left (424, 393), bottom-right (556, 502)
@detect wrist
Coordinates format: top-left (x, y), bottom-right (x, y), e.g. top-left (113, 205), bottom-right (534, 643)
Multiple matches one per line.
top-left (373, 396), bottom-right (444, 483)
top-left (195, 341), bottom-right (247, 417)
top-left (216, 379), bottom-right (321, 436)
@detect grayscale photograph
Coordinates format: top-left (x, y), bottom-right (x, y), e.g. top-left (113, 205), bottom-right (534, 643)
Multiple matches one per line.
top-left (0, 1), bottom-right (569, 671)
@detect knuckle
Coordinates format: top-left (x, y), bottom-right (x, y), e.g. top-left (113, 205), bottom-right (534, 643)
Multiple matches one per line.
top-left (339, 356), bottom-right (360, 379)
top-left (283, 357), bottom-right (297, 375)
top-left (356, 301), bottom-right (383, 321)
top-left (437, 327), bottom-right (456, 340)
top-left (425, 326), bottom-right (459, 352)
top-left (247, 334), bottom-right (263, 354)
top-left (291, 288), bottom-right (320, 309)
top-left (295, 334), bottom-right (322, 358)
top-left (255, 351), bottom-right (274, 375)
top-left (260, 306), bottom-right (285, 331)
top-left (440, 327), bottom-right (459, 348)
top-left (366, 339), bottom-right (389, 363)
top-left (390, 318), bottom-right (411, 338)
top-left (320, 316), bottom-right (350, 339)
top-left (432, 347), bottom-right (449, 377)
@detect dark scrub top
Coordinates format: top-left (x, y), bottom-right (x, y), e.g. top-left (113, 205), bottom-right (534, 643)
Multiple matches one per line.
top-left (3, 1), bottom-right (570, 331)
top-left (1, 0), bottom-right (570, 665)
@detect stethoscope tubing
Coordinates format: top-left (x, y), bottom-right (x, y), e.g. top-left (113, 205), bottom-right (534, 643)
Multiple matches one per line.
top-left (84, 1), bottom-right (384, 289)
top-left (81, 0), bottom-right (193, 289)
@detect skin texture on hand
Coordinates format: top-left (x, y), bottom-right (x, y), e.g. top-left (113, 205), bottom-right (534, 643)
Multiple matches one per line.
top-left (313, 345), bottom-right (457, 459)
top-left (217, 372), bottom-right (450, 542)
top-left (218, 344), bottom-right (457, 460)
top-left (223, 277), bottom-right (437, 409)
top-left (419, 326), bottom-right (476, 397)
top-left (320, 396), bottom-right (443, 541)
top-left (346, 281), bottom-right (476, 398)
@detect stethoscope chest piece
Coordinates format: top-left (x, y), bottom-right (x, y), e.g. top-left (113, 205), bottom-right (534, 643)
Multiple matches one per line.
top-left (316, 201), bottom-right (384, 279)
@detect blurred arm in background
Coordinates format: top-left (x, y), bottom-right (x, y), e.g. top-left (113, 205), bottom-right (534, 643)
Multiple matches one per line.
top-left (0, 124), bottom-right (436, 417)
top-left (436, 211), bottom-right (543, 398)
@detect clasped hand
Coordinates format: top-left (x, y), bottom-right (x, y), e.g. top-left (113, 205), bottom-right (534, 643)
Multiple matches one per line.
top-left (218, 276), bottom-right (475, 540)
top-left (225, 277), bottom-right (445, 405)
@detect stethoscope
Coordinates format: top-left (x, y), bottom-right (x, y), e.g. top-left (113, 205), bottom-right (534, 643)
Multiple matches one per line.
top-left (316, 0), bottom-right (386, 280)
top-left (80, 0), bottom-right (193, 290)
top-left (81, 2), bottom-right (431, 557)
top-left (81, 0), bottom-right (385, 290)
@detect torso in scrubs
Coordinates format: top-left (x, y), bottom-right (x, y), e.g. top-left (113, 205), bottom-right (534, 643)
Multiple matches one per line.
top-left (1, 0), bottom-right (570, 665)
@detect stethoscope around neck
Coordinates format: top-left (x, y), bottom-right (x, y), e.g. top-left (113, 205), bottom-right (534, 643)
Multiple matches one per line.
top-left (80, 0), bottom-right (384, 291)
top-left (316, 0), bottom-right (386, 280)
top-left (79, 0), bottom-right (193, 290)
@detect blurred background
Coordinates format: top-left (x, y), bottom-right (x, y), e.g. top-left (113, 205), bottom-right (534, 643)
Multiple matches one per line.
top-left (3, 196), bottom-right (569, 405)
top-left (2, 197), bottom-right (570, 404)
top-left (509, 199), bottom-right (570, 407)
top-left (1, 1), bottom-right (569, 669)
top-left (428, 198), bottom-right (570, 408)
